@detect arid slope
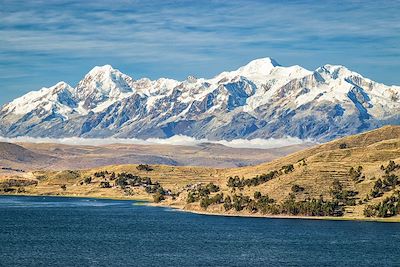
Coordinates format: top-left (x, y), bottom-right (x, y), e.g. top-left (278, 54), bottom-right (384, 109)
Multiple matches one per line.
top-left (1, 126), bottom-right (399, 220)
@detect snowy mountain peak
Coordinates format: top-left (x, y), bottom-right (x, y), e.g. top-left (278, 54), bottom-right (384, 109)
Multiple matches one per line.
top-left (2, 81), bottom-right (76, 116)
top-left (186, 75), bottom-right (198, 83)
top-left (1, 57), bottom-right (399, 141)
top-left (87, 64), bottom-right (117, 76)
top-left (51, 81), bottom-right (74, 93)
top-left (317, 64), bottom-right (361, 80)
top-left (237, 57), bottom-right (280, 74)
top-left (74, 65), bottom-right (135, 109)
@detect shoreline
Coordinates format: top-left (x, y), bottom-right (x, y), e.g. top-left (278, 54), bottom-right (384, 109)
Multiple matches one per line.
top-left (0, 192), bottom-right (150, 202)
top-left (3, 192), bottom-right (400, 223)
top-left (177, 207), bottom-right (400, 223)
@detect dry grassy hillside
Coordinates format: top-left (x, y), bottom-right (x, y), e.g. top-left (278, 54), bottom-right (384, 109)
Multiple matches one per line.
top-left (0, 142), bottom-right (58, 171)
top-left (1, 126), bottom-right (399, 220)
top-left (6, 141), bottom-right (311, 170)
top-left (224, 125), bottom-right (400, 199)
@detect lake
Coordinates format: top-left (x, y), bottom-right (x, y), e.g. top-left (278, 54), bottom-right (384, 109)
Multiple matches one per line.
top-left (0, 196), bottom-right (399, 266)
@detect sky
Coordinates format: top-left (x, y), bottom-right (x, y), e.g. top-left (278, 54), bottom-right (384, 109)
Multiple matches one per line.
top-left (1, 0), bottom-right (399, 106)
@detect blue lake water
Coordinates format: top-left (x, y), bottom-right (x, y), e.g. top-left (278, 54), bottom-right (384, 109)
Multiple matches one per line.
top-left (1, 195), bottom-right (400, 267)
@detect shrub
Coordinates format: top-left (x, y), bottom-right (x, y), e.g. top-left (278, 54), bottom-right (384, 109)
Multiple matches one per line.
top-left (254, 191), bottom-right (262, 199)
top-left (186, 192), bottom-right (197, 203)
top-left (206, 183), bottom-right (220, 193)
top-left (84, 176), bottom-right (92, 184)
top-left (339, 143), bottom-right (348, 149)
top-left (349, 166), bottom-right (365, 182)
top-left (364, 192), bottom-right (400, 217)
top-left (223, 196), bottom-right (232, 211)
top-left (100, 181), bottom-right (111, 188)
top-left (136, 164), bottom-right (153, 172)
top-left (291, 184), bottom-right (305, 193)
top-left (227, 170), bottom-right (279, 188)
top-left (153, 192), bottom-right (165, 203)
top-left (281, 164), bottom-right (294, 174)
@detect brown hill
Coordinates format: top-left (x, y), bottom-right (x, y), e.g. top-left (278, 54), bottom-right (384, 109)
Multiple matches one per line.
top-left (16, 141), bottom-right (311, 169)
top-left (0, 142), bottom-right (58, 170)
top-left (1, 126), bottom-right (399, 220)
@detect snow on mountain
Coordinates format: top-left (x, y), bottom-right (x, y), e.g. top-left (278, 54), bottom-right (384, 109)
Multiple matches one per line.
top-left (0, 57), bottom-right (399, 141)
top-left (2, 81), bottom-right (76, 116)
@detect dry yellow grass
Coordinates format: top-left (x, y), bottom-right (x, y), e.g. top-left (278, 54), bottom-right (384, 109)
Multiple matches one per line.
top-left (1, 125), bottom-right (399, 220)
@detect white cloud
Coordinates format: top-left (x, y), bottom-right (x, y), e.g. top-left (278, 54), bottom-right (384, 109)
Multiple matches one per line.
top-left (0, 135), bottom-right (313, 149)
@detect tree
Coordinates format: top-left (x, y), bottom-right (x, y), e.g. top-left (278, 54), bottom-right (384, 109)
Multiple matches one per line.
top-left (206, 183), bottom-right (220, 192)
top-left (223, 196), bottom-right (232, 211)
top-left (153, 192), bottom-right (165, 203)
top-left (187, 192), bottom-right (197, 203)
top-left (247, 200), bottom-right (258, 213)
top-left (200, 196), bottom-right (211, 209)
top-left (291, 184), bottom-right (304, 193)
top-left (339, 143), bottom-right (347, 149)
top-left (330, 179), bottom-right (343, 200)
top-left (383, 174), bottom-right (398, 190)
top-left (254, 191), bottom-right (262, 199)
top-left (84, 176), bottom-right (92, 184)
top-left (136, 164), bottom-right (153, 171)
top-left (281, 164), bottom-right (294, 174)
top-left (100, 181), bottom-right (111, 188)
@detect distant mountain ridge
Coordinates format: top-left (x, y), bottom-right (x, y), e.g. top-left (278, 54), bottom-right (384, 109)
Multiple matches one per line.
top-left (0, 57), bottom-right (399, 141)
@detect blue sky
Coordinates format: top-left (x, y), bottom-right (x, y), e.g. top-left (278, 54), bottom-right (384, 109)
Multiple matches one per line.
top-left (1, 0), bottom-right (399, 105)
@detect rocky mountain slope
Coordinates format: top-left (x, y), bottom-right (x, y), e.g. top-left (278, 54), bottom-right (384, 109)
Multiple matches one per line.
top-left (1, 58), bottom-right (399, 141)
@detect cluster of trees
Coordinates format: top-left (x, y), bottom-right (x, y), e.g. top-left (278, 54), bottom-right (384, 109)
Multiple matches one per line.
top-left (100, 181), bottom-right (111, 188)
top-left (280, 193), bottom-right (344, 216)
top-left (224, 194), bottom-right (248, 212)
top-left (83, 176), bottom-right (92, 184)
top-left (92, 170), bottom-right (171, 202)
top-left (330, 179), bottom-right (358, 206)
top-left (364, 191), bottom-right (400, 217)
top-left (114, 172), bottom-right (152, 188)
top-left (369, 175), bottom-right (399, 198)
top-left (0, 179), bottom-right (31, 193)
top-left (200, 193), bottom-right (224, 209)
top-left (222, 191), bottom-right (343, 217)
top-left (381, 160), bottom-right (400, 174)
top-left (0, 179), bottom-right (38, 188)
top-left (153, 192), bottom-right (165, 203)
top-left (136, 164), bottom-right (154, 172)
top-left (113, 172), bottom-right (169, 199)
top-left (186, 183), bottom-right (221, 204)
top-left (226, 165), bottom-right (295, 189)
top-left (223, 193), bottom-right (277, 213)
top-left (196, 180), bottom-right (349, 217)
top-left (369, 161), bottom-right (400, 199)
top-left (227, 170), bottom-right (279, 188)
top-left (0, 187), bottom-right (15, 193)
top-left (281, 164), bottom-right (295, 174)
top-left (145, 182), bottom-right (165, 194)
top-left (349, 166), bottom-right (365, 183)
top-left (94, 171), bottom-right (113, 178)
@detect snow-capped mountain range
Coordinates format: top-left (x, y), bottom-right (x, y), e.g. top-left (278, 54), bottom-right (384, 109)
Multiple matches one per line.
top-left (0, 57), bottom-right (399, 141)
